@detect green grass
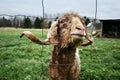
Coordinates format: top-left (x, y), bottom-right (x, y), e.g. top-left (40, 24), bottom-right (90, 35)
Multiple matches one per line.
top-left (0, 28), bottom-right (120, 80)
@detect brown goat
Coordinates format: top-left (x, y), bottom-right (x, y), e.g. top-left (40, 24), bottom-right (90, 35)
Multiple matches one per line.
top-left (20, 13), bottom-right (93, 80)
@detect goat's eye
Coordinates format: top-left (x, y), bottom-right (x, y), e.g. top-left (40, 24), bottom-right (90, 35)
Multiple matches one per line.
top-left (60, 20), bottom-right (64, 23)
top-left (62, 29), bottom-right (67, 34)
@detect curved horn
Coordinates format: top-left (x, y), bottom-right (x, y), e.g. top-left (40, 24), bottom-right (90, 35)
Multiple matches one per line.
top-left (80, 24), bottom-right (94, 46)
top-left (20, 31), bottom-right (50, 45)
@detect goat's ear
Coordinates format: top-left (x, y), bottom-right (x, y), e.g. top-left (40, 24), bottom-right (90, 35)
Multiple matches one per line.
top-left (47, 21), bottom-right (59, 45)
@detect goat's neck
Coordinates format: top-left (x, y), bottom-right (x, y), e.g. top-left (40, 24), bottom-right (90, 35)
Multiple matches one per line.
top-left (51, 45), bottom-right (77, 64)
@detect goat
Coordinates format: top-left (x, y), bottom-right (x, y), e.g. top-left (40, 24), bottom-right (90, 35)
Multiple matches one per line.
top-left (20, 12), bottom-right (93, 80)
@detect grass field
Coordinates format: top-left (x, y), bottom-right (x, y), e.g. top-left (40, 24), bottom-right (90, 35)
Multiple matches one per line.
top-left (0, 28), bottom-right (120, 80)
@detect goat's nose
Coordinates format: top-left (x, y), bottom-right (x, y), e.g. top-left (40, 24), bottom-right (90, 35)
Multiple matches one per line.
top-left (76, 26), bottom-right (82, 30)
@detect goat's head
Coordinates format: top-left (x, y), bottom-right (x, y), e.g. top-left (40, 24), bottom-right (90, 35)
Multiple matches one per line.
top-left (20, 13), bottom-right (93, 48)
top-left (47, 13), bottom-right (86, 48)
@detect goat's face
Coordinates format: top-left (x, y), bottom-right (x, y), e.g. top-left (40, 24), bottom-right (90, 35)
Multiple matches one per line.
top-left (70, 17), bottom-right (86, 40)
top-left (47, 13), bottom-right (86, 48)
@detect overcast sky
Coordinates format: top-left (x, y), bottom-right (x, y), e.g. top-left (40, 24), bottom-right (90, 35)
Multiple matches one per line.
top-left (0, 0), bottom-right (120, 19)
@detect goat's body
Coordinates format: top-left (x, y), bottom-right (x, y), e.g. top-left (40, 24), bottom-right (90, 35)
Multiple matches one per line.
top-left (49, 46), bottom-right (80, 80)
top-left (20, 13), bottom-right (93, 80)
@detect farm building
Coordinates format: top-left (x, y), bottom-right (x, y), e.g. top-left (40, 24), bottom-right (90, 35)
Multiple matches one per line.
top-left (87, 19), bottom-right (120, 38)
top-left (100, 19), bottom-right (120, 38)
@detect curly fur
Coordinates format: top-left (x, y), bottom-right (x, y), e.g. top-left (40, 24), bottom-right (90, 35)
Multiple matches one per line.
top-left (20, 12), bottom-right (93, 80)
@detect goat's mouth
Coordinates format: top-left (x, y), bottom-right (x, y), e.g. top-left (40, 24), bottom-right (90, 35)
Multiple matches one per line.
top-left (71, 34), bottom-right (85, 39)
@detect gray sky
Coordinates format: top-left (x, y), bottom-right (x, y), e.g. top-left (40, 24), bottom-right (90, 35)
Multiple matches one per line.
top-left (0, 0), bottom-right (120, 19)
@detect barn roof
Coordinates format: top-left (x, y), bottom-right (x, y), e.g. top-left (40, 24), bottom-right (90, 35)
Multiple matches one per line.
top-left (99, 18), bottom-right (120, 21)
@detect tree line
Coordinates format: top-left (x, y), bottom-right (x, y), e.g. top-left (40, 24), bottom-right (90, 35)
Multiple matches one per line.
top-left (0, 16), bottom-right (51, 28)
top-left (0, 15), bottom-right (90, 28)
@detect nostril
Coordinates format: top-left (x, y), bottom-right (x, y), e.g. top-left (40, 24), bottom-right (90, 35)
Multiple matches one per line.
top-left (76, 26), bottom-right (81, 30)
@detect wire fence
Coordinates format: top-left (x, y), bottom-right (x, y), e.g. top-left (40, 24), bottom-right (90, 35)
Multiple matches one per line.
top-left (0, 61), bottom-right (118, 80)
